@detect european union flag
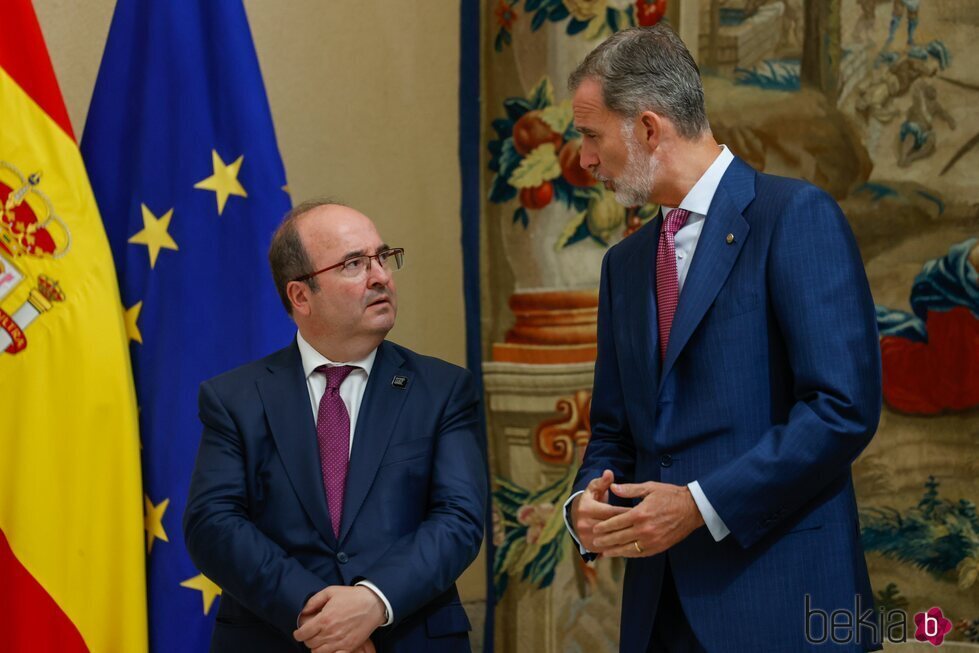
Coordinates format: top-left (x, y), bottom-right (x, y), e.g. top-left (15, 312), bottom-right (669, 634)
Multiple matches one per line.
top-left (81, 1), bottom-right (293, 650)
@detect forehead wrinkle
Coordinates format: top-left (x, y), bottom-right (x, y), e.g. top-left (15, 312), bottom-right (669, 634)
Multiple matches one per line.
top-left (574, 101), bottom-right (618, 135)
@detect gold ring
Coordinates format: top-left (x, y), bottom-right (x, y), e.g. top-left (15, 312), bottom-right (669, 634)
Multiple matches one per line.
top-left (633, 540), bottom-right (643, 554)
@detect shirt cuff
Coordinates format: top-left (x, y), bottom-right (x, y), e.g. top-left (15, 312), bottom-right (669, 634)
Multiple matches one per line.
top-left (563, 490), bottom-right (592, 557)
top-left (356, 580), bottom-right (394, 627)
top-left (688, 480), bottom-right (730, 542)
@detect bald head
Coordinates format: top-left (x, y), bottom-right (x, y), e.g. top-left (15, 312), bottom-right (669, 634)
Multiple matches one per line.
top-left (291, 203), bottom-right (386, 288)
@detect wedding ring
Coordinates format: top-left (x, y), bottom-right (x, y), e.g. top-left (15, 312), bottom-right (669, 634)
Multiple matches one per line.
top-left (633, 540), bottom-right (643, 554)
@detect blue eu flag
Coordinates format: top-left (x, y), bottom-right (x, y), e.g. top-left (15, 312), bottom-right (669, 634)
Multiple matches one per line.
top-left (81, 1), bottom-right (293, 650)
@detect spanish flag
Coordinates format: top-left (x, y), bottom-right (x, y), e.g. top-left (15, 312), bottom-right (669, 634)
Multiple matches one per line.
top-left (0, 2), bottom-right (148, 651)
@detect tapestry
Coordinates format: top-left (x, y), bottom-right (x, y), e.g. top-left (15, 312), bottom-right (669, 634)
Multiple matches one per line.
top-left (478, 1), bottom-right (979, 650)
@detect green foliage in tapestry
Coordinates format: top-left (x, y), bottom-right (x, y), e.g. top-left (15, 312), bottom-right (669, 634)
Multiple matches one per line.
top-left (860, 476), bottom-right (979, 590)
top-left (873, 583), bottom-right (909, 613)
top-left (492, 466), bottom-right (577, 600)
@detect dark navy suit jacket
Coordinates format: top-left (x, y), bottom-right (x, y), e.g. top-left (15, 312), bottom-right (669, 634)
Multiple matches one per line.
top-left (184, 339), bottom-right (486, 653)
top-left (572, 157), bottom-right (883, 652)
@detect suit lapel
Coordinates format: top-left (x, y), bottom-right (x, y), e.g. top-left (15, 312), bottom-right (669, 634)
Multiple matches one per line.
top-left (659, 158), bottom-right (755, 387)
top-left (256, 342), bottom-right (337, 546)
top-left (339, 341), bottom-right (411, 542)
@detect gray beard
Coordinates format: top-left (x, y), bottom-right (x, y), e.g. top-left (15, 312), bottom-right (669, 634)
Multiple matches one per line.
top-left (612, 122), bottom-right (657, 207)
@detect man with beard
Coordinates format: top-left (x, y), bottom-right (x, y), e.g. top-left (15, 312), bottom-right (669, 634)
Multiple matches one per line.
top-left (185, 200), bottom-right (485, 653)
top-left (564, 26), bottom-right (882, 653)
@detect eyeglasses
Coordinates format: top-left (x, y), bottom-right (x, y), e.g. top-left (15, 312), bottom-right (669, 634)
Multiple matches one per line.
top-left (293, 247), bottom-right (405, 282)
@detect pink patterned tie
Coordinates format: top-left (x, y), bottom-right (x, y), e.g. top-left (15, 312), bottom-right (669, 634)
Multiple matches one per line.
top-left (656, 208), bottom-right (690, 361)
top-left (316, 364), bottom-right (355, 537)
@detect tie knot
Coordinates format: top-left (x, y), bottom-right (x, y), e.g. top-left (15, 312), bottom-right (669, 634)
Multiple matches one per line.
top-left (664, 208), bottom-right (690, 237)
top-left (317, 364), bottom-right (356, 391)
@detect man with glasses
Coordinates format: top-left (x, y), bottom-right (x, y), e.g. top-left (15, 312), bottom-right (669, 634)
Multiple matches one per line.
top-left (185, 200), bottom-right (485, 653)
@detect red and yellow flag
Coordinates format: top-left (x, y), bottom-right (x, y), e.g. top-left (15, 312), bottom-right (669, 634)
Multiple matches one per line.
top-left (0, 2), bottom-right (147, 651)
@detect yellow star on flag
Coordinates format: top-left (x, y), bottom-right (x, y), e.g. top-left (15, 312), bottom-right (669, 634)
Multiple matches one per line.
top-left (124, 301), bottom-right (144, 344)
top-left (194, 149), bottom-right (247, 215)
top-left (144, 494), bottom-right (170, 553)
top-left (128, 204), bottom-right (178, 268)
top-left (180, 573), bottom-right (222, 615)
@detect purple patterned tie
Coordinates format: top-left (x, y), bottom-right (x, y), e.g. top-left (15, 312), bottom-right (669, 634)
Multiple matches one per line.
top-left (656, 208), bottom-right (690, 362)
top-left (316, 364), bottom-right (355, 537)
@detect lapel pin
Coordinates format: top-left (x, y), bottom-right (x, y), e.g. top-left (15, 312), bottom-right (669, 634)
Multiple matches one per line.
top-left (392, 375), bottom-right (408, 389)
top-left (726, 233), bottom-right (735, 244)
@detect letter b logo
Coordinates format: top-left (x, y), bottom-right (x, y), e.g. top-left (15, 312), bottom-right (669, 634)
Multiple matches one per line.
top-left (914, 607), bottom-right (952, 646)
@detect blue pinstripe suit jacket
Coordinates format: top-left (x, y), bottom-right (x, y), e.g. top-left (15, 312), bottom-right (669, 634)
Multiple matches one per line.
top-left (573, 157), bottom-right (883, 652)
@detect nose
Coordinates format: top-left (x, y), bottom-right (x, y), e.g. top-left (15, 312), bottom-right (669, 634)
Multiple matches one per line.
top-left (578, 139), bottom-right (598, 169)
top-left (366, 255), bottom-right (392, 286)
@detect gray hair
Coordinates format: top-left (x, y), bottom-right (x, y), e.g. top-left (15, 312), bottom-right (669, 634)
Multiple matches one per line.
top-left (268, 198), bottom-right (346, 314)
top-left (568, 25), bottom-right (709, 139)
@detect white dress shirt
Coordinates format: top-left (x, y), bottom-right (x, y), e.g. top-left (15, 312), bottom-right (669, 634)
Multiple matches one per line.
top-left (563, 145), bottom-right (735, 553)
top-left (297, 331), bottom-right (376, 444)
top-left (296, 331), bottom-right (394, 625)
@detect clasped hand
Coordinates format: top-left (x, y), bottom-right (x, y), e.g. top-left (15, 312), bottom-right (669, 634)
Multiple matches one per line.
top-left (293, 585), bottom-right (385, 653)
top-left (571, 469), bottom-right (705, 557)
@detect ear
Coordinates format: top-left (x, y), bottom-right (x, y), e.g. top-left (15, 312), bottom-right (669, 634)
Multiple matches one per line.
top-left (286, 280), bottom-right (312, 317)
top-left (637, 111), bottom-right (664, 152)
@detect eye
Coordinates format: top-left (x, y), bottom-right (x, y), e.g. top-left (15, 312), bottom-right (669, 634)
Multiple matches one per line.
top-left (343, 257), bottom-right (365, 271)
top-left (377, 251), bottom-right (391, 265)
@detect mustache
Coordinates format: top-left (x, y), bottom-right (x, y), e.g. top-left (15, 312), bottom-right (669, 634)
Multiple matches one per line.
top-left (591, 167), bottom-right (608, 183)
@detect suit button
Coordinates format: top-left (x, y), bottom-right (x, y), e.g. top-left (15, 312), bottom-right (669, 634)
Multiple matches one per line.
top-left (337, 552), bottom-right (349, 564)
top-left (660, 454), bottom-right (672, 468)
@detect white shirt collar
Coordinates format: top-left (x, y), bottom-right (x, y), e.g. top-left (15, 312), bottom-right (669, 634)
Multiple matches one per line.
top-left (296, 330), bottom-right (377, 380)
top-left (661, 144), bottom-right (735, 218)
